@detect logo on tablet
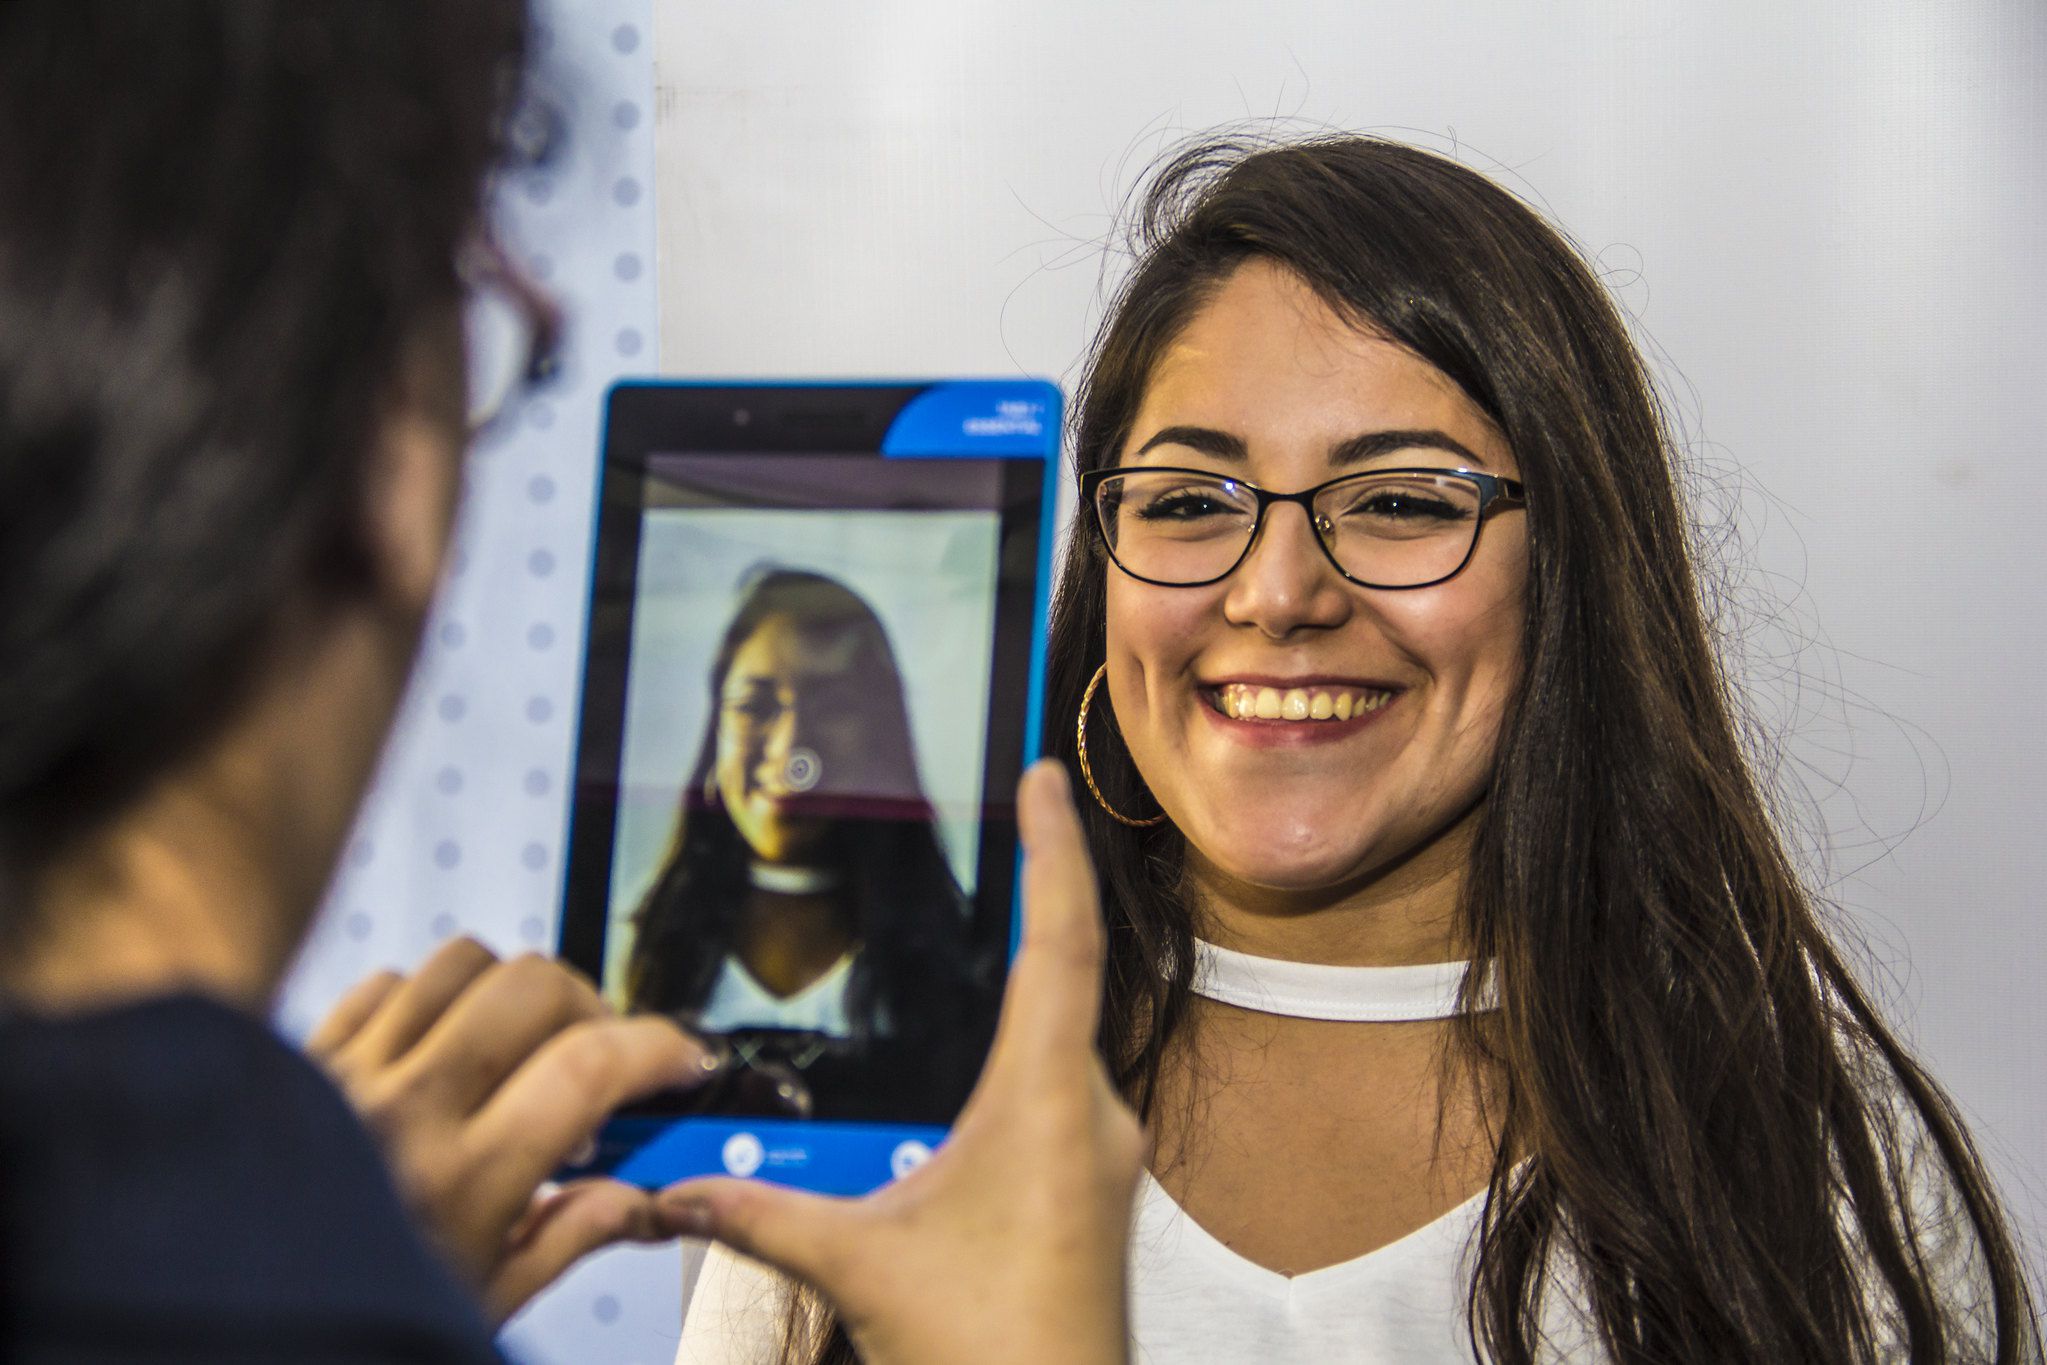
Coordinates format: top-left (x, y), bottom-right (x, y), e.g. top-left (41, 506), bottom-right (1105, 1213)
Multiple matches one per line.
top-left (889, 1139), bottom-right (934, 1179)
top-left (721, 1132), bottom-right (766, 1177)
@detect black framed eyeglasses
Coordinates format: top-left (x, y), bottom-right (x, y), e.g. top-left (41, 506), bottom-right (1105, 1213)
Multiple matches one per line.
top-left (458, 235), bottom-right (564, 437)
top-left (1080, 465), bottom-right (1527, 589)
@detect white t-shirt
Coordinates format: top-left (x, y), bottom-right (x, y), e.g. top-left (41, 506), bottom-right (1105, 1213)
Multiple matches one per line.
top-left (1122, 1172), bottom-right (1511, 1363)
top-left (696, 950), bottom-right (856, 1037)
top-left (675, 1150), bottom-right (1998, 1365)
top-left (673, 1029), bottom-right (1998, 1365)
top-left (675, 1171), bottom-right (1555, 1364)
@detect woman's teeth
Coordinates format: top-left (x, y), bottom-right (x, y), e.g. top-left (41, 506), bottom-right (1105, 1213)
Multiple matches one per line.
top-left (1210, 683), bottom-right (1393, 722)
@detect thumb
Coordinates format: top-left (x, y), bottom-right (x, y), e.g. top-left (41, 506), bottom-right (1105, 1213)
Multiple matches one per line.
top-left (659, 1177), bottom-right (863, 1288)
top-left (484, 1179), bottom-right (667, 1323)
top-left (990, 761), bottom-right (1107, 1063)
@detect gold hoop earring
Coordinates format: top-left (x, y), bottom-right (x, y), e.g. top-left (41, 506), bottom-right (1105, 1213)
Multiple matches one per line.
top-left (1076, 663), bottom-right (1167, 829)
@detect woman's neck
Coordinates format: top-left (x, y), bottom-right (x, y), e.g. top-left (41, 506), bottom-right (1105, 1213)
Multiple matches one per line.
top-left (733, 889), bottom-right (858, 999)
top-left (1184, 803), bottom-right (1480, 967)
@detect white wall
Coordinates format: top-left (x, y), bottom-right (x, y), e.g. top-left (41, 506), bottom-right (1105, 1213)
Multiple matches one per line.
top-left (657, 0), bottom-right (2046, 1294)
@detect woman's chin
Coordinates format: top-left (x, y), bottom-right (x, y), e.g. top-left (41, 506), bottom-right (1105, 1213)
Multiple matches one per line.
top-left (734, 810), bottom-right (833, 866)
top-left (1180, 822), bottom-right (1383, 899)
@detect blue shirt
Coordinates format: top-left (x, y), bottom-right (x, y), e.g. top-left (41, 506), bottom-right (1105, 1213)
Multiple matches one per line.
top-left (0, 993), bottom-right (504, 1363)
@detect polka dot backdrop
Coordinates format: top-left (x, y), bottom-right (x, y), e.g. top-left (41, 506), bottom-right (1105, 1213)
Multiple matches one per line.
top-left (272, 2), bottom-right (684, 1361)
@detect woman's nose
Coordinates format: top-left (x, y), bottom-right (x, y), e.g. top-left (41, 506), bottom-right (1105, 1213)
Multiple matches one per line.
top-left (1221, 501), bottom-right (1352, 638)
top-left (749, 706), bottom-right (793, 770)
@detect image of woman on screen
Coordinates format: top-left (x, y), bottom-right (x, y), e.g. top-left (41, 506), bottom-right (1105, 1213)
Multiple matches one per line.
top-left (622, 566), bottom-right (993, 1119)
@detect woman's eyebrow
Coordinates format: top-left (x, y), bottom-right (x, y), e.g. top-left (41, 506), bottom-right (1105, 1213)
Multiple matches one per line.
top-left (1331, 429), bottom-right (1485, 467)
top-left (1133, 424), bottom-right (1488, 468)
top-left (1132, 425), bottom-right (1248, 462)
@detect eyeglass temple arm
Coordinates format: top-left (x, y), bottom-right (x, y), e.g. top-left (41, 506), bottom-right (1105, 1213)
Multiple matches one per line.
top-left (463, 232), bottom-right (564, 383)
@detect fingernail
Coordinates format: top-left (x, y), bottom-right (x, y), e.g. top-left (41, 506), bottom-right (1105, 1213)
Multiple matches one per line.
top-left (566, 1137), bottom-right (597, 1168)
top-left (1028, 761), bottom-right (1070, 814)
top-left (658, 1192), bottom-right (714, 1239)
top-left (1037, 759), bottom-right (1070, 797)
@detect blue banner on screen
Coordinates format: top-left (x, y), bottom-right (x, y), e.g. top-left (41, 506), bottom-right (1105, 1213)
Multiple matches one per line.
top-left (880, 379), bottom-right (1059, 458)
top-left (590, 1117), bottom-right (951, 1195)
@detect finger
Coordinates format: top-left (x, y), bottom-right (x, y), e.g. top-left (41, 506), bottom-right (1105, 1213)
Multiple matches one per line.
top-left (655, 1177), bottom-right (863, 1289)
top-left (305, 968), bottom-right (403, 1060)
top-left (464, 1016), bottom-right (713, 1217)
top-left (483, 1179), bottom-right (668, 1324)
top-left (398, 953), bottom-right (610, 1116)
top-left (502, 1183), bottom-right (564, 1252)
top-left (348, 936), bottom-right (501, 1065)
top-left (988, 761), bottom-right (1109, 1067)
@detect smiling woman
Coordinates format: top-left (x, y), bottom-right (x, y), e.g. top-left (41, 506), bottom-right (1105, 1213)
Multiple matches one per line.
top-left (1043, 137), bottom-right (2038, 1363)
top-left (683, 135), bottom-right (2041, 1365)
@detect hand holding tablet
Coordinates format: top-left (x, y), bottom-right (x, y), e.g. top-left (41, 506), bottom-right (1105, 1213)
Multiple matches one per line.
top-left (308, 942), bottom-right (715, 1321)
top-left (312, 378), bottom-right (1140, 1356)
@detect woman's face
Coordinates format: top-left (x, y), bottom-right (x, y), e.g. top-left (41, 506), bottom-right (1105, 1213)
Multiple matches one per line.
top-left (714, 611), bottom-right (869, 865)
top-left (1104, 259), bottom-right (1527, 901)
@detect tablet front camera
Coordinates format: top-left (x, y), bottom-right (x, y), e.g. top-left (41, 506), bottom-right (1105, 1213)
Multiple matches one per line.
top-left (784, 747), bottom-right (822, 793)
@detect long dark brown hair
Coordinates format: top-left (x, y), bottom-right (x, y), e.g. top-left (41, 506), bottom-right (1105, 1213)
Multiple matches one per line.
top-left (787, 136), bottom-right (2040, 1362)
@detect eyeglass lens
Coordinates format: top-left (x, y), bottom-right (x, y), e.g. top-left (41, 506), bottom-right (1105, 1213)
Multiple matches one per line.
top-left (1094, 469), bottom-right (1488, 587)
top-left (463, 283), bottom-right (536, 433)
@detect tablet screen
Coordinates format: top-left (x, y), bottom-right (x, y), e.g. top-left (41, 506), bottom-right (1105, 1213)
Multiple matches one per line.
top-left (559, 382), bottom-right (1057, 1191)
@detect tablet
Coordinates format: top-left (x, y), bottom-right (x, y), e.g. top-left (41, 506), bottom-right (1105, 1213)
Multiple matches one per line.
top-left (557, 380), bottom-right (1060, 1195)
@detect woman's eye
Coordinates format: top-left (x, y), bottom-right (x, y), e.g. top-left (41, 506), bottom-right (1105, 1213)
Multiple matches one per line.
top-left (726, 695), bottom-right (781, 722)
top-left (1134, 489), bottom-right (1233, 520)
top-left (1348, 492), bottom-right (1465, 521)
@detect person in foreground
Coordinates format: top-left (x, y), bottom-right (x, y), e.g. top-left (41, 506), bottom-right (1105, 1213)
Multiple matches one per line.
top-left (684, 139), bottom-right (2042, 1362)
top-left (0, 5), bottom-right (1139, 1363)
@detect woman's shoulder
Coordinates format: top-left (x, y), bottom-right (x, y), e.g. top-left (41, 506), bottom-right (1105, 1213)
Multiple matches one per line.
top-left (678, 1241), bottom-right (799, 1364)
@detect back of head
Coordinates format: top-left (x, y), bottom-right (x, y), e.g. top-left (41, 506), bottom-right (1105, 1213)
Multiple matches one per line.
top-left (0, 4), bottom-right (527, 897)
